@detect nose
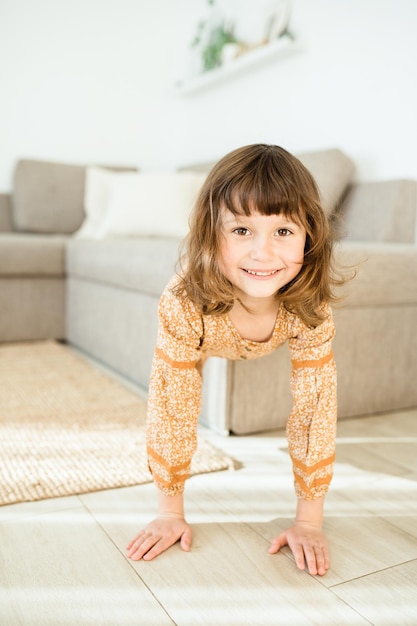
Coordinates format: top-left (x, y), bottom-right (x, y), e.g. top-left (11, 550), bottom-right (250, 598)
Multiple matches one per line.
top-left (250, 234), bottom-right (275, 262)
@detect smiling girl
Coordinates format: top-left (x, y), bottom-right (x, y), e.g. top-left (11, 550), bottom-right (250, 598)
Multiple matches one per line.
top-left (127, 144), bottom-right (342, 576)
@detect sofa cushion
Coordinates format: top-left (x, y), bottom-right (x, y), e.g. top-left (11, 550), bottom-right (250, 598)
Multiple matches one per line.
top-left (335, 241), bottom-right (417, 306)
top-left (13, 159), bottom-right (86, 234)
top-left (296, 148), bottom-right (355, 214)
top-left (340, 179), bottom-right (417, 243)
top-left (66, 237), bottom-right (181, 296)
top-left (75, 169), bottom-right (206, 239)
top-left (74, 167), bottom-right (119, 239)
top-left (0, 233), bottom-right (67, 276)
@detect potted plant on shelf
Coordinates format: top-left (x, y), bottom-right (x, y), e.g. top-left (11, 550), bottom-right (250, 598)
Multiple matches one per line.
top-left (190, 0), bottom-right (295, 76)
top-left (191, 0), bottom-right (239, 72)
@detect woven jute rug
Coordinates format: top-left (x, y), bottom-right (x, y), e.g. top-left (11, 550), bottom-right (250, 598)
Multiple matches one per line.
top-left (0, 341), bottom-right (237, 506)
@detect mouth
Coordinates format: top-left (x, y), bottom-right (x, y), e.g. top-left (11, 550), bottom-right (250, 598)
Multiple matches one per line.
top-left (242, 269), bottom-right (280, 277)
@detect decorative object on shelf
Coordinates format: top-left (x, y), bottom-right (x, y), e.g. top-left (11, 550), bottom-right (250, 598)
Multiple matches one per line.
top-left (190, 0), bottom-right (294, 75)
top-left (265, 0), bottom-right (294, 42)
top-left (191, 0), bottom-right (238, 72)
top-left (177, 35), bottom-right (301, 95)
top-left (177, 0), bottom-right (299, 95)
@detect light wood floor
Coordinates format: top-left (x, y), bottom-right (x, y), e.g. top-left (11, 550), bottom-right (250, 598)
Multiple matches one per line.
top-left (1, 397), bottom-right (417, 625)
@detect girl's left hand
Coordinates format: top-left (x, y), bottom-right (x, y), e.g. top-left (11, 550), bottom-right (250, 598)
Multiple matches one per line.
top-left (268, 522), bottom-right (329, 576)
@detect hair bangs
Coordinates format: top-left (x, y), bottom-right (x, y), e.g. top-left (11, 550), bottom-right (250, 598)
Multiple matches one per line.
top-left (217, 163), bottom-right (308, 229)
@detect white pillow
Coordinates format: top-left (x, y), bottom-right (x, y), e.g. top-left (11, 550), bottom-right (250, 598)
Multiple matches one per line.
top-left (75, 168), bottom-right (206, 239)
top-left (74, 167), bottom-right (115, 239)
top-left (99, 170), bottom-right (206, 238)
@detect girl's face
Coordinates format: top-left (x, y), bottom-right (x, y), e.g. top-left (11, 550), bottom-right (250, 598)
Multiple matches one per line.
top-left (218, 207), bottom-right (306, 305)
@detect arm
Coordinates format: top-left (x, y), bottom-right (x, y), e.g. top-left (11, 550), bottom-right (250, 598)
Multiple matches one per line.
top-left (269, 308), bottom-right (336, 575)
top-left (127, 281), bottom-right (204, 560)
top-left (286, 307), bottom-right (337, 499)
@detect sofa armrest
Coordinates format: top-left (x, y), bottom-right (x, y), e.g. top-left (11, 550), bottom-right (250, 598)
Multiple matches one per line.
top-left (335, 241), bottom-right (417, 307)
top-left (0, 193), bottom-right (13, 232)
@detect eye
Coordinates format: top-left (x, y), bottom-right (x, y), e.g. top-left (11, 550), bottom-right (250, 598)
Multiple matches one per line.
top-left (232, 227), bottom-right (250, 236)
top-left (276, 228), bottom-right (292, 237)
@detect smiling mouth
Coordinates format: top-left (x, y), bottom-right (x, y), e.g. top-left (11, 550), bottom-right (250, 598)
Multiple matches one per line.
top-left (243, 269), bottom-right (280, 277)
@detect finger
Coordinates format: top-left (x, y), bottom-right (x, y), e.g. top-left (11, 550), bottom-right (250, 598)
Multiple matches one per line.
top-left (304, 545), bottom-right (318, 576)
top-left (288, 539), bottom-right (307, 571)
top-left (314, 548), bottom-right (325, 576)
top-left (305, 541), bottom-right (330, 576)
top-left (128, 533), bottom-right (161, 561)
top-left (142, 533), bottom-right (182, 561)
top-left (323, 546), bottom-right (330, 571)
top-left (268, 532), bottom-right (288, 554)
top-left (315, 545), bottom-right (330, 576)
top-left (180, 526), bottom-right (192, 552)
top-left (126, 531), bottom-right (146, 551)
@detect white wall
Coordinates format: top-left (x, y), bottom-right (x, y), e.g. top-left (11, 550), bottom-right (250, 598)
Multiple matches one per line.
top-left (0, 0), bottom-right (416, 191)
top-left (0, 0), bottom-right (182, 189)
top-left (174, 0), bottom-right (417, 181)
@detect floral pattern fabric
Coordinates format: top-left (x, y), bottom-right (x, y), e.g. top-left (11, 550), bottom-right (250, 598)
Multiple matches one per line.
top-left (146, 276), bottom-right (337, 500)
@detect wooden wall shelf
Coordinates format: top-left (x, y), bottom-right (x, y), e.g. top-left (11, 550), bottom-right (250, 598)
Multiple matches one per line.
top-left (176, 36), bottom-right (302, 96)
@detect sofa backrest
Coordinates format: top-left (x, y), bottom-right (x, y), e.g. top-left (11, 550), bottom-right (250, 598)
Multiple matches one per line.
top-left (12, 159), bottom-right (138, 234)
top-left (340, 179), bottom-right (417, 244)
top-left (0, 193), bottom-right (13, 232)
top-left (296, 148), bottom-right (355, 215)
top-left (13, 159), bottom-right (87, 234)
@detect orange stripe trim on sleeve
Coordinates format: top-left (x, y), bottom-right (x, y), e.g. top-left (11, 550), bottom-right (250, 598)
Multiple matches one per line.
top-left (153, 472), bottom-right (190, 489)
top-left (147, 445), bottom-right (192, 473)
top-left (291, 351), bottom-right (334, 370)
top-left (294, 473), bottom-right (332, 494)
top-left (155, 346), bottom-right (199, 370)
top-left (291, 453), bottom-right (335, 476)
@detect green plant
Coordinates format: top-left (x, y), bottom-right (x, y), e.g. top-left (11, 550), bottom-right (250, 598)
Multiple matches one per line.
top-left (201, 25), bottom-right (237, 71)
top-left (191, 0), bottom-right (237, 72)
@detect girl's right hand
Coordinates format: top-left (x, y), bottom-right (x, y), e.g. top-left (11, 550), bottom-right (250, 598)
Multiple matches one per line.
top-left (126, 516), bottom-right (192, 561)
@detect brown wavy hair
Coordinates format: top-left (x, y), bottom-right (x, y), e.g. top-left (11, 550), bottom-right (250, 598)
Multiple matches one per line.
top-left (175, 143), bottom-right (345, 328)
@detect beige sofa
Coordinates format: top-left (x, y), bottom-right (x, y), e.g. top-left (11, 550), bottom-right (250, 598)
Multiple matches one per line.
top-left (1, 152), bottom-right (416, 434)
top-left (0, 159), bottom-right (81, 341)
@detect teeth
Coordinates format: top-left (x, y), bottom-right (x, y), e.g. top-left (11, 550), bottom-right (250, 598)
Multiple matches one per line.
top-left (245, 269), bottom-right (277, 276)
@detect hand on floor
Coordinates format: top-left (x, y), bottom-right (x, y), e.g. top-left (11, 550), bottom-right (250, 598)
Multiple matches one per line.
top-left (126, 516), bottom-right (192, 561)
top-left (268, 521), bottom-right (329, 576)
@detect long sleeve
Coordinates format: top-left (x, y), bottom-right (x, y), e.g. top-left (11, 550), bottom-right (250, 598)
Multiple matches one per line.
top-left (286, 306), bottom-right (337, 500)
top-left (146, 281), bottom-right (204, 496)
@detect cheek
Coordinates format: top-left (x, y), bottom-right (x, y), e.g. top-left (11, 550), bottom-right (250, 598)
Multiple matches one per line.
top-left (293, 236), bottom-right (307, 264)
top-left (286, 242), bottom-right (305, 265)
top-left (217, 237), bottom-right (232, 271)
top-left (217, 245), bottom-right (241, 284)
top-left (295, 249), bottom-right (305, 264)
top-left (217, 250), bottom-right (232, 279)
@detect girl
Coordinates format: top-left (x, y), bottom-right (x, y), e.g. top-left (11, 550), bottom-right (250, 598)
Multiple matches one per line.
top-left (127, 144), bottom-right (342, 576)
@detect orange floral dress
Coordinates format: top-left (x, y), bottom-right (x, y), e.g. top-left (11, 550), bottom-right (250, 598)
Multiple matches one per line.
top-left (146, 276), bottom-right (337, 501)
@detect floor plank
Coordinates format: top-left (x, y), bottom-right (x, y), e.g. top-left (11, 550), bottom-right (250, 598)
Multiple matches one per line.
top-left (0, 506), bottom-right (174, 626)
top-left (380, 514), bottom-right (417, 540)
top-left (0, 494), bottom-right (83, 522)
top-left (335, 409), bottom-right (417, 477)
top-left (248, 513), bottom-right (417, 587)
top-left (86, 501), bottom-right (370, 626)
top-left (135, 522), bottom-right (370, 626)
top-left (1, 406), bottom-right (417, 625)
top-left (332, 559), bottom-right (417, 626)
